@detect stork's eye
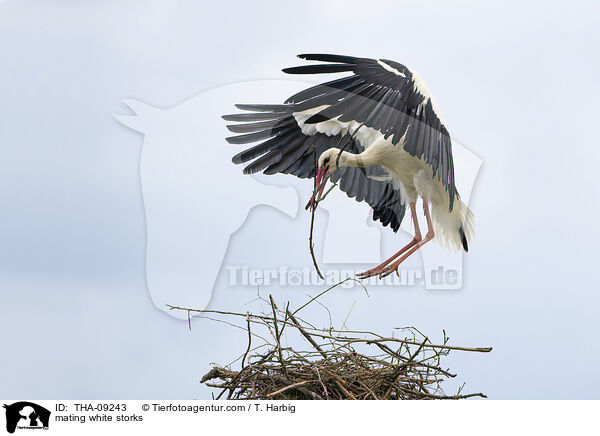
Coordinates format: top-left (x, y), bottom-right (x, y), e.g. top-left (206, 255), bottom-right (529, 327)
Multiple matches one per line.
top-left (323, 157), bottom-right (330, 165)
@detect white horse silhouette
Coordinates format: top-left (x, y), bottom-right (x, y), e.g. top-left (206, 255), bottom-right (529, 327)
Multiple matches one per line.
top-left (114, 80), bottom-right (481, 318)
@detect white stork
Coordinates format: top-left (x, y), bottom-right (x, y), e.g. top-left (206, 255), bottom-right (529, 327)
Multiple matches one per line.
top-left (223, 54), bottom-right (474, 278)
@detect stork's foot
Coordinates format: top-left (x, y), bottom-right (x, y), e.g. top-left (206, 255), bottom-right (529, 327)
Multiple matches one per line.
top-left (357, 237), bottom-right (421, 279)
top-left (377, 231), bottom-right (435, 279)
top-left (378, 260), bottom-right (405, 279)
top-left (359, 254), bottom-right (410, 279)
top-left (356, 265), bottom-right (388, 279)
top-left (357, 260), bottom-right (404, 279)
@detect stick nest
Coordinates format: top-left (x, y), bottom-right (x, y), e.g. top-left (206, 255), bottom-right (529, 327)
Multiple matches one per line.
top-left (169, 281), bottom-right (491, 400)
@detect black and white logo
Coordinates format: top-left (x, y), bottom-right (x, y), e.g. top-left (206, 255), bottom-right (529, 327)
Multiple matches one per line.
top-left (3, 402), bottom-right (50, 434)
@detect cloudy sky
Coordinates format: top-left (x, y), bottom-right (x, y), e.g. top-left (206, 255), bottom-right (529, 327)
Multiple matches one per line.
top-left (1, 0), bottom-right (599, 399)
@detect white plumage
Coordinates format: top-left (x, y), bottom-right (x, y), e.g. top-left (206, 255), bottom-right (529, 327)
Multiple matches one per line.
top-left (316, 137), bottom-right (473, 253)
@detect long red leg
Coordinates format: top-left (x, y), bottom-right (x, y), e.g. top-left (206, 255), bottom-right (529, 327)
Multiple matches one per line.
top-left (357, 202), bottom-right (422, 279)
top-left (378, 201), bottom-right (435, 278)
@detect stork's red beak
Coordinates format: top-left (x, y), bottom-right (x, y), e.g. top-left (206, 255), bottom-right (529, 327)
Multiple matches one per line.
top-left (307, 166), bottom-right (330, 211)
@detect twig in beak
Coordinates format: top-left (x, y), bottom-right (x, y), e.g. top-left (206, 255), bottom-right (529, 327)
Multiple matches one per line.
top-left (308, 147), bottom-right (325, 280)
top-left (305, 168), bottom-right (330, 211)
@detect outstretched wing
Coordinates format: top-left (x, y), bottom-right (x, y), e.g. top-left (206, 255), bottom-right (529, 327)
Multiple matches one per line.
top-left (223, 104), bottom-right (406, 232)
top-left (284, 54), bottom-right (457, 211)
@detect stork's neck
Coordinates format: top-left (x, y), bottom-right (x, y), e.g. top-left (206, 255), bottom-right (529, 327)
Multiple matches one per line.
top-left (338, 148), bottom-right (381, 168)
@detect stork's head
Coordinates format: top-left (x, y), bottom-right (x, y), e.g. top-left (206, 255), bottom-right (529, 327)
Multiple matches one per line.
top-left (317, 148), bottom-right (346, 175)
top-left (308, 148), bottom-right (345, 211)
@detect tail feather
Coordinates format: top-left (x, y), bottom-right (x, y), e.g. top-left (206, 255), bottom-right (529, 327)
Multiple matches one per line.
top-left (459, 226), bottom-right (469, 252)
top-left (432, 196), bottom-right (474, 253)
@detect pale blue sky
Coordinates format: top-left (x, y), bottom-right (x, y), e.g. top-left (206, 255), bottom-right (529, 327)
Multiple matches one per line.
top-left (1, 0), bottom-right (599, 399)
